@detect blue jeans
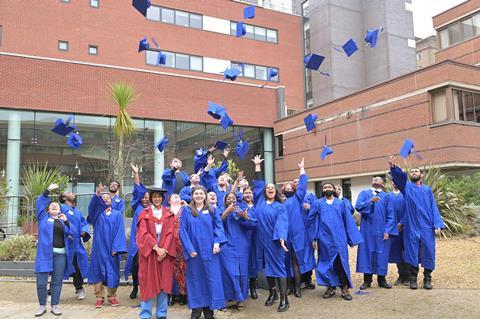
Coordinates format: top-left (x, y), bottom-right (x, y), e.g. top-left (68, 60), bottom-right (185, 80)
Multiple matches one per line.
top-left (140, 292), bottom-right (168, 318)
top-left (36, 253), bottom-right (66, 306)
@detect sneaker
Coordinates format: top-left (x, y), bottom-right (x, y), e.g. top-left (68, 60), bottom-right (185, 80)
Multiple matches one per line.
top-left (108, 296), bottom-right (120, 307)
top-left (95, 299), bottom-right (104, 308)
top-left (77, 288), bottom-right (86, 300)
top-left (50, 305), bottom-right (62, 316)
top-left (34, 305), bottom-right (47, 317)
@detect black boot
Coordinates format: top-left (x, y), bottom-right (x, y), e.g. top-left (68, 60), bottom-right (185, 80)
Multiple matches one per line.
top-left (293, 280), bottom-right (302, 298)
top-left (394, 276), bottom-right (403, 285)
top-left (168, 294), bottom-right (175, 306)
top-left (360, 274), bottom-right (372, 290)
top-left (423, 269), bottom-right (433, 290)
top-left (340, 286), bottom-right (353, 301)
top-left (249, 278), bottom-right (258, 299)
top-left (179, 294), bottom-right (187, 306)
top-left (190, 308), bottom-right (202, 319)
top-left (203, 307), bottom-right (214, 319)
top-left (322, 286), bottom-right (336, 299)
top-left (129, 285), bottom-right (138, 299)
top-left (286, 278), bottom-right (293, 296)
top-left (409, 265), bottom-right (419, 290)
top-left (277, 277), bottom-right (289, 312)
top-left (265, 277), bottom-right (279, 306)
top-left (378, 275), bottom-right (392, 289)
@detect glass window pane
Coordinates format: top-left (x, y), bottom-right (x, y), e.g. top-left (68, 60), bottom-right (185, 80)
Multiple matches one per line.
top-left (145, 50), bottom-right (157, 65)
top-left (432, 91), bottom-right (447, 123)
top-left (453, 89), bottom-right (464, 120)
top-left (190, 13), bottom-right (203, 29)
top-left (462, 17), bottom-right (474, 41)
top-left (464, 91), bottom-right (475, 121)
top-left (231, 62), bottom-right (243, 75)
top-left (255, 65), bottom-right (267, 80)
top-left (175, 10), bottom-right (189, 27)
top-left (439, 29), bottom-right (449, 49)
top-left (473, 14), bottom-right (480, 36)
top-left (90, 0), bottom-right (99, 8)
top-left (269, 67), bottom-right (279, 81)
top-left (243, 64), bottom-right (255, 78)
top-left (448, 22), bottom-right (462, 45)
top-left (245, 24), bottom-right (254, 39)
top-left (176, 53), bottom-right (189, 70)
top-left (254, 26), bottom-right (267, 41)
top-left (474, 93), bottom-right (480, 123)
top-left (230, 21), bottom-right (236, 35)
top-left (266, 29), bottom-right (277, 43)
top-left (88, 45), bottom-right (98, 55)
top-left (164, 51), bottom-right (175, 68)
top-left (161, 8), bottom-right (174, 24)
top-left (58, 41), bottom-right (68, 51)
top-left (147, 6), bottom-right (160, 21)
top-left (190, 56), bottom-right (203, 71)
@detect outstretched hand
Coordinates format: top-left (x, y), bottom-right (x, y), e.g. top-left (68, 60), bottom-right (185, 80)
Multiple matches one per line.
top-left (207, 155), bottom-right (215, 166)
top-left (279, 239), bottom-right (288, 252)
top-left (130, 163), bottom-right (139, 174)
top-left (387, 155), bottom-right (396, 168)
top-left (252, 155), bottom-right (264, 166)
top-left (47, 183), bottom-right (59, 192)
top-left (223, 148), bottom-right (230, 158)
top-left (298, 157), bottom-right (305, 169)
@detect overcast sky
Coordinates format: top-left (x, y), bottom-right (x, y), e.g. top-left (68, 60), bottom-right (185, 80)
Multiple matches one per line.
top-left (412, 0), bottom-right (467, 38)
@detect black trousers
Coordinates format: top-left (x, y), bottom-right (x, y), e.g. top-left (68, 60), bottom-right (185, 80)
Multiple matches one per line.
top-left (332, 255), bottom-right (349, 288)
top-left (397, 262), bottom-right (409, 277)
top-left (409, 265), bottom-right (433, 278)
top-left (132, 253), bottom-right (139, 286)
top-left (301, 271), bottom-right (313, 283)
top-left (72, 255), bottom-right (84, 291)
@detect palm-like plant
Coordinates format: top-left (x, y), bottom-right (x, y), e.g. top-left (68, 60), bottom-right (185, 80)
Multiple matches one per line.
top-left (109, 81), bottom-right (137, 191)
top-left (22, 163), bottom-right (69, 200)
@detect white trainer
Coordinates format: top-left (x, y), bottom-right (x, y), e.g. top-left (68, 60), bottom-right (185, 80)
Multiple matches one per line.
top-left (77, 288), bottom-right (86, 300)
top-left (34, 305), bottom-right (47, 317)
top-left (51, 305), bottom-right (62, 316)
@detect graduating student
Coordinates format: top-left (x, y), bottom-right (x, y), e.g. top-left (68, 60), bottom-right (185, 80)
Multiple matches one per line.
top-left (109, 181), bottom-right (125, 214)
top-left (282, 158), bottom-right (315, 298)
top-left (241, 186), bottom-right (259, 299)
top-left (124, 164), bottom-right (149, 299)
top-left (388, 157), bottom-right (445, 290)
top-left (300, 192), bottom-right (317, 289)
top-left (179, 173), bottom-right (201, 204)
top-left (387, 183), bottom-right (408, 285)
top-left (207, 192), bottom-right (218, 208)
top-left (136, 187), bottom-right (176, 319)
top-left (309, 183), bottom-right (363, 301)
top-left (58, 190), bottom-right (90, 300)
top-left (219, 191), bottom-right (258, 310)
top-left (335, 185), bottom-right (355, 214)
top-left (355, 177), bottom-right (397, 289)
top-left (252, 155), bottom-right (290, 312)
top-left (170, 194), bottom-right (187, 306)
top-left (162, 158), bottom-right (190, 204)
top-left (87, 183), bottom-right (127, 308)
top-left (179, 186), bottom-right (228, 319)
top-left (35, 183), bottom-right (75, 317)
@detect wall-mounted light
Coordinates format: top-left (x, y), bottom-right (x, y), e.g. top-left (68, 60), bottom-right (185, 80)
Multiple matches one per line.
top-left (75, 162), bottom-right (79, 169)
top-left (77, 169), bottom-right (81, 176)
top-left (1, 169), bottom-right (5, 177)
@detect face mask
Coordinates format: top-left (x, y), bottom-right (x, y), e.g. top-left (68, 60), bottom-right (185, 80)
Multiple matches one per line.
top-left (284, 191), bottom-right (295, 198)
top-left (322, 190), bottom-right (334, 197)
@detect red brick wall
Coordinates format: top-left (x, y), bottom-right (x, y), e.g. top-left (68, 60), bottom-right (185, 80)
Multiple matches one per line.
top-left (435, 36), bottom-right (480, 65)
top-left (0, 0), bottom-right (305, 109)
top-left (432, 0), bottom-right (480, 28)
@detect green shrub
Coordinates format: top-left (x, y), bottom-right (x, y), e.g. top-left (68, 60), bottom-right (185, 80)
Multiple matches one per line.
top-left (0, 235), bottom-right (37, 261)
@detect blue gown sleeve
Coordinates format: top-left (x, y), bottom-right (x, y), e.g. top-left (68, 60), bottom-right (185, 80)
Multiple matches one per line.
top-left (87, 194), bottom-right (107, 225)
top-left (35, 194), bottom-right (51, 222)
top-left (238, 207), bottom-right (258, 230)
top-left (253, 179), bottom-right (266, 205)
top-left (80, 212), bottom-right (91, 242)
top-left (131, 183), bottom-right (148, 212)
top-left (201, 170), bottom-right (217, 192)
top-left (117, 198), bottom-right (126, 215)
top-left (342, 203), bottom-right (363, 246)
top-left (295, 174), bottom-right (308, 202)
top-left (112, 212), bottom-right (127, 254)
top-left (272, 204), bottom-right (288, 241)
top-left (344, 198), bottom-right (355, 214)
top-left (355, 190), bottom-right (373, 215)
top-left (179, 186), bottom-right (192, 203)
top-left (213, 208), bottom-right (228, 245)
top-left (162, 168), bottom-right (175, 183)
top-left (179, 207), bottom-right (196, 261)
top-left (212, 160), bottom-right (229, 178)
top-left (390, 166), bottom-right (408, 195)
top-left (63, 220), bottom-right (75, 237)
top-left (307, 201), bottom-right (319, 240)
top-left (384, 195), bottom-right (398, 236)
top-left (429, 188), bottom-right (445, 229)
top-left (194, 152), bottom-right (208, 174)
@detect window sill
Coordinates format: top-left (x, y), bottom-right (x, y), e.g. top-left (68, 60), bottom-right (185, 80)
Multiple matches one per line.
top-left (429, 120), bottom-right (480, 128)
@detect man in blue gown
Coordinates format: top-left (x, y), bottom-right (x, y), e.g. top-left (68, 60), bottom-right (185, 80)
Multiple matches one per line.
top-left (355, 177), bottom-right (397, 290)
top-left (162, 158), bottom-right (190, 205)
top-left (108, 181), bottom-right (125, 214)
top-left (335, 185), bottom-right (355, 214)
top-left (388, 157), bottom-right (445, 290)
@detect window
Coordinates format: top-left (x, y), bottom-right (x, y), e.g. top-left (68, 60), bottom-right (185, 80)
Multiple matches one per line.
top-left (88, 45), bottom-right (98, 55)
top-left (453, 89), bottom-right (464, 121)
top-left (161, 8), bottom-right (174, 24)
top-left (266, 29), bottom-right (277, 43)
top-left (452, 89), bottom-right (480, 123)
top-left (449, 22), bottom-right (462, 46)
top-left (275, 135), bottom-right (284, 158)
top-left (341, 179), bottom-right (352, 201)
top-left (58, 40), bottom-right (69, 51)
top-left (416, 53), bottom-right (422, 60)
top-left (474, 13), bottom-right (480, 36)
top-left (190, 13), bottom-right (202, 29)
top-left (464, 91), bottom-right (475, 121)
top-left (254, 26), bottom-right (267, 41)
top-left (190, 56), bottom-right (203, 71)
top-left (243, 64), bottom-right (255, 78)
top-left (439, 28), bottom-right (449, 49)
top-left (0, 25), bottom-right (2, 47)
top-left (407, 39), bottom-right (416, 48)
top-left (245, 24), bottom-right (255, 39)
top-left (175, 11), bottom-right (189, 27)
top-left (90, 0), bottom-right (99, 8)
top-left (147, 6), bottom-right (161, 21)
top-left (60, 0), bottom-right (70, 2)
top-left (231, 62), bottom-right (244, 75)
top-left (462, 17), bottom-right (474, 41)
top-left (164, 52), bottom-right (175, 68)
top-left (431, 90), bottom-right (447, 123)
top-left (175, 53), bottom-right (189, 70)
top-left (255, 65), bottom-right (267, 80)
top-left (314, 181), bottom-right (323, 198)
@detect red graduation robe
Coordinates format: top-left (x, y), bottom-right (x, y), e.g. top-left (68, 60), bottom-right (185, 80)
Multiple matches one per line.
top-left (136, 206), bottom-right (176, 301)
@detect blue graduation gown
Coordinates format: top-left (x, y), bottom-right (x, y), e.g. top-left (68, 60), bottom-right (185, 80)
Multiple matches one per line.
top-left (35, 195), bottom-right (76, 278)
top-left (61, 203), bottom-right (90, 278)
top-left (342, 198), bottom-right (355, 214)
top-left (387, 191), bottom-right (405, 263)
top-left (162, 168), bottom-right (190, 204)
top-left (219, 204), bottom-right (257, 302)
top-left (390, 166), bottom-right (445, 270)
top-left (193, 154), bottom-right (229, 179)
top-left (309, 198), bottom-right (363, 288)
top-left (285, 174), bottom-right (316, 277)
top-left (87, 194), bottom-right (127, 287)
top-left (179, 206), bottom-right (227, 310)
top-left (124, 183), bottom-right (148, 280)
top-left (355, 190), bottom-right (397, 275)
top-left (253, 179), bottom-right (288, 277)
top-left (179, 186), bottom-right (193, 203)
top-left (111, 194), bottom-right (125, 214)
top-left (302, 192), bottom-right (317, 226)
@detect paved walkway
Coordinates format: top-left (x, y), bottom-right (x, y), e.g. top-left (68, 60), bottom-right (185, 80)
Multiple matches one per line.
top-left (0, 281), bottom-right (479, 318)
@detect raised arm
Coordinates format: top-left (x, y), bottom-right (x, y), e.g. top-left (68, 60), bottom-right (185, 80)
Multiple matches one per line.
top-left (296, 158), bottom-right (308, 202)
top-left (252, 155), bottom-right (265, 204)
top-left (35, 183), bottom-right (58, 221)
top-left (212, 148), bottom-right (230, 178)
top-left (87, 184), bottom-right (107, 225)
top-left (388, 156), bottom-right (407, 194)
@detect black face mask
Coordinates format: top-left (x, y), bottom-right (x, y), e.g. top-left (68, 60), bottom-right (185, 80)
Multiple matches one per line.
top-left (322, 190), bottom-right (334, 197)
top-left (284, 191), bottom-right (295, 198)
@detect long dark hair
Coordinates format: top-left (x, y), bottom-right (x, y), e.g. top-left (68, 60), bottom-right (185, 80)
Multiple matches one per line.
top-left (264, 183), bottom-right (284, 203)
top-left (188, 185), bottom-right (213, 216)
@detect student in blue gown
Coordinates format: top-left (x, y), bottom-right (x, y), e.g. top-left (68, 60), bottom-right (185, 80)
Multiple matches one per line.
top-left (207, 192), bottom-right (218, 208)
top-left (308, 183), bottom-right (363, 301)
top-left (108, 181), bottom-right (125, 214)
top-left (335, 185), bottom-right (355, 214)
top-left (124, 164), bottom-right (149, 299)
top-left (35, 183), bottom-right (75, 317)
top-left (162, 158), bottom-right (190, 205)
top-left (58, 190), bottom-right (90, 300)
top-left (179, 173), bottom-right (201, 204)
top-left (388, 157), bottom-right (445, 290)
top-left (87, 183), bottom-right (127, 308)
top-left (386, 183), bottom-right (409, 285)
top-left (300, 191), bottom-right (317, 289)
top-left (282, 158), bottom-right (315, 298)
top-left (179, 186), bottom-right (228, 319)
top-left (355, 177), bottom-right (397, 289)
top-left (252, 155), bottom-right (290, 312)
top-left (219, 190), bottom-right (257, 310)
top-left (194, 148), bottom-right (229, 181)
